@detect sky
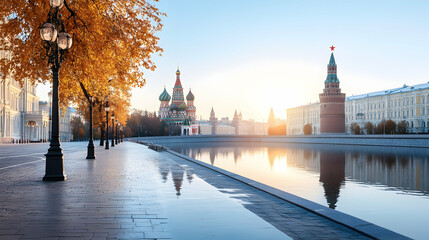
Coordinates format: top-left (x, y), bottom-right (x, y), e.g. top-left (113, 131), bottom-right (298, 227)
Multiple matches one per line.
top-left (38, 0), bottom-right (429, 122)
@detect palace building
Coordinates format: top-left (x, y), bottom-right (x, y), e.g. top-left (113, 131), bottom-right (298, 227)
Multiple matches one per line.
top-left (158, 68), bottom-right (198, 135)
top-left (287, 48), bottom-right (429, 135)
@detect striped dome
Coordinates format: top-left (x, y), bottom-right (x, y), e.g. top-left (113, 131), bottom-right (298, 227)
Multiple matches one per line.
top-left (186, 89), bottom-right (194, 101)
top-left (179, 102), bottom-right (188, 110)
top-left (159, 87), bottom-right (171, 102)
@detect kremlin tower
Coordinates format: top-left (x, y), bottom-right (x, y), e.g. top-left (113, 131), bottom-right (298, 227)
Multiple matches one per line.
top-left (319, 47), bottom-right (346, 133)
top-left (158, 68), bottom-right (198, 135)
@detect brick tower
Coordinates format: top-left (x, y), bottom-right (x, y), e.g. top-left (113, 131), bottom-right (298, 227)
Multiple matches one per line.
top-left (319, 49), bottom-right (346, 133)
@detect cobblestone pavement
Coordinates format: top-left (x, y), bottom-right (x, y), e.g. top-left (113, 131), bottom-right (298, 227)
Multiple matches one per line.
top-left (0, 142), bottom-right (289, 240)
top-left (0, 142), bottom-right (371, 239)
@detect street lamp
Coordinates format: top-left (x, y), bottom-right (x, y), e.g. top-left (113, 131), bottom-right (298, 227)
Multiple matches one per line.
top-left (105, 102), bottom-right (110, 149)
top-left (111, 113), bottom-right (115, 147)
top-left (41, 0), bottom-right (72, 181)
top-left (121, 125), bottom-right (124, 142)
top-left (86, 96), bottom-right (95, 159)
top-left (115, 120), bottom-right (119, 145)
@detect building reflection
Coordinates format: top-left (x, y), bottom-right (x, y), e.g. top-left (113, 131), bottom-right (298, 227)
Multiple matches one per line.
top-left (319, 151), bottom-right (345, 209)
top-left (267, 147), bottom-right (287, 168)
top-left (158, 162), bottom-right (189, 197)
top-left (283, 146), bottom-right (429, 196)
top-left (167, 142), bottom-right (429, 204)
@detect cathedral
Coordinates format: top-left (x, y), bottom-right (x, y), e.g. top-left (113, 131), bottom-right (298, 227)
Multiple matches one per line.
top-left (158, 68), bottom-right (198, 135)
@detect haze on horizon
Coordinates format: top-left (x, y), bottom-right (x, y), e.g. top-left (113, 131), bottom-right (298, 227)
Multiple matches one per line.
top-left (38, 0), bottom-right (429, 122)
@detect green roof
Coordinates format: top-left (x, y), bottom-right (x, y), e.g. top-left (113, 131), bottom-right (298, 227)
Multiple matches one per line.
top-left (328, 52), bottom-right (336, 66)
top-left (325, 74), bottom-right (339, 83)
top-left (159, 87), bottom-right (171, 102)
top-left (183, 117), bottom-right (191, 126)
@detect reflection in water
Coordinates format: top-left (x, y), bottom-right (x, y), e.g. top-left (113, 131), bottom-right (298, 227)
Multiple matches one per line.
top-left (169, 142), bottom-right (429, 198)
top-left (166, 142), bottom-right (429, 239)
top-left (319, 152), bottom-right (345, 209)
top-left (159, 163), bottom-right (194, 197)
top-left (267, 148), bottom-right (287, 169)
top-left (209, 149), bottom-right (217, 165)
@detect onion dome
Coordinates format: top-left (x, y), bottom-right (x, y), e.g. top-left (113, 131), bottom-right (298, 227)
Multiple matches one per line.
top-left (159, 87), bottom-right (171, 102)
top-left (186, 89), bottom-right (194, 101)
top-left (179, 102), bottom-right (187, 110)
top-left (170, 103), bottom-right (178, 110)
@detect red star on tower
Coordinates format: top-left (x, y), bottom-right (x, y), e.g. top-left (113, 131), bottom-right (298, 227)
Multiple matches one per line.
top-left (330, 45), bottom-right (335, 51)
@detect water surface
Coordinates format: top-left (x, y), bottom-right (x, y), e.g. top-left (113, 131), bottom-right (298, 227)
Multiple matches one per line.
top-left (166, 142), bottom-right (429, 239)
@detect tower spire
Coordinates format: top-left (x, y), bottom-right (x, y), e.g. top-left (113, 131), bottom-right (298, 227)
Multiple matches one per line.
top-left (325, 53), bottom-right (339, 83)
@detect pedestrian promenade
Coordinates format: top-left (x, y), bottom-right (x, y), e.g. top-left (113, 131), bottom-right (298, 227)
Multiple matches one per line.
top-left (0, 141), bottom-right (374, 239)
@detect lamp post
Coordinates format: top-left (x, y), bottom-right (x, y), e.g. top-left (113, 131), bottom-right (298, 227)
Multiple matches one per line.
top-left (105, 102), bottom-right (110, 149)
top-left (41, 0), bottom-right (72, 181)
top-left (86, 96), bottom-right (95, 159)
top-left (115, 120), bottom-right (119, 145)
top-left (111, 113), bottom-right (115, 147)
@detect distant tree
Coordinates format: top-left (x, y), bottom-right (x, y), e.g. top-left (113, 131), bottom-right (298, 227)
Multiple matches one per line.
top-left (303, 123), bottom-right (312, 135)
top-left (376, 121), bottom-right (385, 134)
top-left (397, 120), bottom-right (407, 134)
top-left (365, 122), bottom-right (374, 134)
top-left (385, 119), bottom-right (397, 134)
top-left (350, 122), bottom-right (359, 135)
top-left (124, 110), bottom-right (168, 137)
top-left (268, 124), bottom-right (287, 135)
top-left (70, 116), bottom-right (87, 140)
top-left (350, 122), bottom-right (360, 135)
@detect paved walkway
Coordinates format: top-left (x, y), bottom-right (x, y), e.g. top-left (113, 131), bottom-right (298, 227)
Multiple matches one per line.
top-left (0, 142), bottom-right (371, 239)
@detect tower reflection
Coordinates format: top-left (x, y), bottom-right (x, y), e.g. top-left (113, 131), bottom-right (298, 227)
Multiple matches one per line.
top-left (267, 147), bottom-right (287, 168)
top-left (319, 151), bottom-right (345, 209)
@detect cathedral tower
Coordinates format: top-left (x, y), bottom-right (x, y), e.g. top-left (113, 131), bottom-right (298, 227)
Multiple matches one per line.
top-left (209, 107), bottom-right (218, 135)
top-left (186, 89), bottom-right (196, 121)
top-left (158, 87), bottom-right (171, 119)
top-left (172, 68), bottom-right (185, 106)
top-left (319, 48), bottom-right (346, 133)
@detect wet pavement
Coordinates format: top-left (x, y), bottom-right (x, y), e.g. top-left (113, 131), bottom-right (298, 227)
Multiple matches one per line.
top-left (0, 141), bottom-right (372, 239)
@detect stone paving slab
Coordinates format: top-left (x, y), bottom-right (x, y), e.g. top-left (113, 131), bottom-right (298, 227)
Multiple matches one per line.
top-left (0, 142), bottom-right (293, 240)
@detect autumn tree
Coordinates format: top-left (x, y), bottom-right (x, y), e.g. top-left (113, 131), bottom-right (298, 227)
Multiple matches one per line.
top-left (350, 122), bottom-right (360, 135)
top-left (70, 116), bottom-right (86, 140)
top-left (268, 124), bottom-right (287, 135)
top-left (365, 122), bottom-right (374, 134)
top-left (0, 0), bottom-right (165, 135)
top-left (303, 123), bottom-right (312, 135)
top-left (397, 120), bottom-right (407, 134)
top-left (124, 110), bottom-right (167, 137)
top-left (385, 119), bottom-right (397, 134)
top-left (376, 121), bottom-right (385, 134)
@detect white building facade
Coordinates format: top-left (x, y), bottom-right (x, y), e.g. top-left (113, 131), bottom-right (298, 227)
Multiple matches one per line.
top-left (0, 78), bottom-right (73, 143)
top-left (286, 103), bottom-right (320, 135)
top-left (0, 77), bottom-right (50, 143)
top-left (346, 83), bottom-right (429, 134)
top-left (287, 82), bottom-right (429, 135)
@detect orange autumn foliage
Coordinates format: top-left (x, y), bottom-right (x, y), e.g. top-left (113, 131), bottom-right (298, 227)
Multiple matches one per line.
top-left (0, 0), bottom-right (165, 116)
